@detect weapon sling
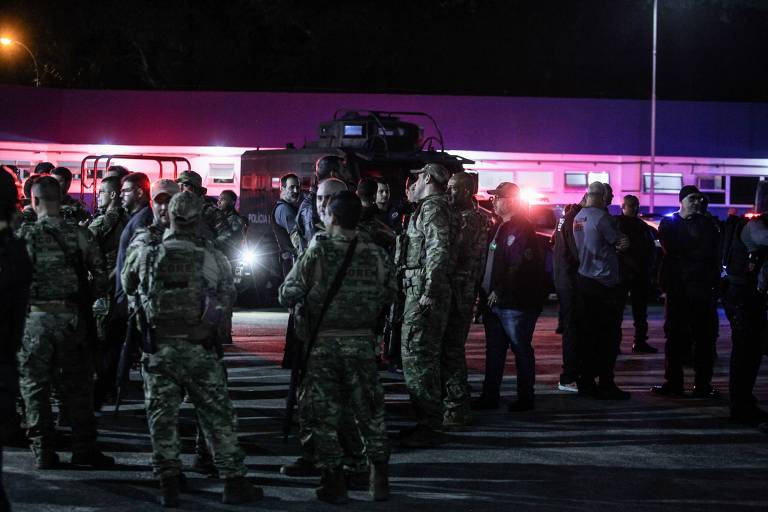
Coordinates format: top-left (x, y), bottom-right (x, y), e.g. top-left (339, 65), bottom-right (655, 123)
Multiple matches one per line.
top-left (283, 236), bottom-right (359, 441)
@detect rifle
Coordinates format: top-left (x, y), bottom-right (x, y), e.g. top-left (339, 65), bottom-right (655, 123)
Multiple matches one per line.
top-left (114, 303), bottom-right (155, 417)
top-left (113, 312), bottom-right (136, 417)
top-left (283, 237), bottom-right (359, 442)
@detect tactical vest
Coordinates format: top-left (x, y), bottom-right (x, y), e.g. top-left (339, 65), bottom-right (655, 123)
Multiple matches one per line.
top-left (144, 240), bottom-right (207, 336)
top-left (404, 194), bottom-right (455, 270)
top-left (26, 223), bottom-right (81, 302)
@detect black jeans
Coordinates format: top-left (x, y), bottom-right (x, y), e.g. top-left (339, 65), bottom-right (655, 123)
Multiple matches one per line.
top-left (723, 283), bottom-right (766, 413)
top-left (663, 289), bottom-right (718, 389)
top-left (623, 272), bottom-right (650, 342)
top-left (555, 283), bottom-right (581, 384)
top-left (576, 276), bottom-right (624, 387)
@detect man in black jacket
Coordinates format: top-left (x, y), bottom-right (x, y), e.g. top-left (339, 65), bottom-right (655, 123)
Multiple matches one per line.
top-left (272, 173), bottom-right (302, 278)
top-left (617, 195), bottom-right (657, 353)
top-left (472, 182), bottom-right (546, 412)
top-left (652, 185), bottom-right (721, 398)
top-left (0, 167), bottom-right (32, 510)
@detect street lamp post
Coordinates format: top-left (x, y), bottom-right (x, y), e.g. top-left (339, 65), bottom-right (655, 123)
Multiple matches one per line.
top-left (0, 37), bottom-right (40, 87)
top-left (649, 0), bottom-right (658, 213)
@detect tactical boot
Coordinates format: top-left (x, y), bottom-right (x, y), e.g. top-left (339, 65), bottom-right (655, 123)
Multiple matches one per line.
top-left (280, 456), bottom-right (320, 477)
top-left (71, 449), bottom-right (116, 469)
top-left (316, 466), bottom-right (348, 505)
top-left (399, 425), bottom-right (446, 449)
top-left (344, 467), bottom-right (370, 491)
top-left (369, 461), bottom-right (390, 501)
top-left (32, 447), bottom-right (60, 470)
top-left (191, 453), bottom-right (218, 477)
top-left (222, 476), bottom-right (263, 504)
top-left (158, 475), bottom-right (180, 508)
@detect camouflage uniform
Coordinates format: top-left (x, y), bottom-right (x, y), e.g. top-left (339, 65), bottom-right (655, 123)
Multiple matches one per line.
top-left (121, 212), bottom-right (245, 480)
top-left (88, 206), bottom-right (129, 340)
top-left (214, 205), bottom-right (247, 345)
top-left (279, 232), bottom-right (396, 469)
top-left (442, 204), bottom-right (487, 425)
top-left (214, 205), bottom-right (247, 261)
top-left (15, 215), bottom-right (108, 459)
top-left (60, 195), bottom-right (91, 225)
top-left (19, 206), bottom-right (37, 225)
top-left (400, 192), bottom-right (454, 430)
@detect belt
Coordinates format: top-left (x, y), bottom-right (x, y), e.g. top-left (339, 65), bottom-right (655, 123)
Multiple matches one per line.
top-left (29, 302), bottom-right (77, 313)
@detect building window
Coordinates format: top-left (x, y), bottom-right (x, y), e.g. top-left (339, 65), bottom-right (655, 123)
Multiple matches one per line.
top-left (643, 173), bottom-right (682, 194)
top-left (564, 173), bottom-right (587, 188)
top-left (208, 163), bottom-right (235, 184)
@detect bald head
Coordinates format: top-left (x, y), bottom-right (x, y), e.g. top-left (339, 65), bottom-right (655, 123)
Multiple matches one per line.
top-left (317, 178), bottom-right (348, 221)
top-left (586, 182), bottom-right (606, 208)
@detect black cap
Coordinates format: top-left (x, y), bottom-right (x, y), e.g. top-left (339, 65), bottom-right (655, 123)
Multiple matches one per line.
top-left (679, 185), bottom-right (702, 202)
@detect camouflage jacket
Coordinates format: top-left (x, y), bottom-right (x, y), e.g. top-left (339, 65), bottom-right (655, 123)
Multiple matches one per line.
top-left (357, 206), bottom-right (395, 251)
top-left (278, 232), bottom-right (397, 336)
top-left (198, 202), bottom-right (221, 241)
top-left (88, 206), bottom-right (129, 275)
top-left (402, 193), bottom-right (454, 297)
top-left (16, 215), bottom-right (108, 304)
top-left (61, 195), bottom-right (92, 226)
top-left (452, 204), bottom-right (488, 285)
top-left (214, 206), bottom-right (247, 258)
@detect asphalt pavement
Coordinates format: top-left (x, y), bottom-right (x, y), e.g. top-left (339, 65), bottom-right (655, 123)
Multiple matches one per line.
top-left (4, 305), bottom-right (768, 511)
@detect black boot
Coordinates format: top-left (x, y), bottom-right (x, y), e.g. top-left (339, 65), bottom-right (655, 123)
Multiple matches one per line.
top-left (222, 476), bottom-right (263, 504)
top-left (316, 466), bottom-right (348, 504)
top-left (280, 455), bottom-right (320, 476)
top-left (71, 449), bottom-right (115, 469)
top-left (369, 461), bottom-right (390, 501)
top-left (158, 475), bottom-right (180, 508)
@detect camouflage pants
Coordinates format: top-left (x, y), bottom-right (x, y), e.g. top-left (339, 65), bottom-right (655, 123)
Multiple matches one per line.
top-left (300, 336), bottom-right (388, 469)
top-left (17, 311), bottom-right (97, 454)
top-left (141, 339), bottom-right (246, 479)
top-left (442, 279), bottom-right (476, 422)
top-left (401, 281), bottom-right (451, 429)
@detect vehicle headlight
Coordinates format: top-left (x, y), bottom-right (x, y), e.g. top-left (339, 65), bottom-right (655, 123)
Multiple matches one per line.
top-left (242, 249), bottom-right (258, 265)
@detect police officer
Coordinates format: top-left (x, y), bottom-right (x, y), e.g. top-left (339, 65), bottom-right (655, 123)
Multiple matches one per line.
top-left (175, 170), bottom-right (219, 240)
top-left (279, 190), bottom-right (396, 504)
top-left (398, 163), bottom-right (454, 447)
top-left (122, 191), bottom-right (261, 507)
top-left (722, 182), bottom-right (768, 426)
top-left (15, 176), bottom-right (113, 469)
top-left (552, 194), bottom-right (586, 392)
top-left (51, 166), bottom-right (91, 225)
top-left (88, 176), bottom-right (130, 409)
top-left (296, 155), bottom-right (356, 252)
top-left (272, 173), bottom-right (302, 277)
top-left (653, 185), bottom-right (721, 398)
top-left (281, 178), bottom-right (370, 490)
top-left (441, 172), bottom-right (486, 428)
top-left (215, 189), bottom-right (247, 262)
top-left (0, 167), bottom-right (32, 511)
top-left (356, 177), bottom-right (396, 250)
top-left (616, 194), bottom-right (657, 353)
top-left (214, 189), bottom-right (247, 346)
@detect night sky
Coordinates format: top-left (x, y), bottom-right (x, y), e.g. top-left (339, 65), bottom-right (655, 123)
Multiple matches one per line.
top-left (0, 0), bottom-right (766, 102)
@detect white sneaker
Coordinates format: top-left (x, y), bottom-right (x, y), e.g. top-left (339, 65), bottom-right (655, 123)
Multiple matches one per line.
top-left (557, 382), bottom-right (578, 393)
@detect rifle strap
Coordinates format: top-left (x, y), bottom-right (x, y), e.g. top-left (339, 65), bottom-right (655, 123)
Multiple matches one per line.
top-left (299, 236), bottom-right (359, 381)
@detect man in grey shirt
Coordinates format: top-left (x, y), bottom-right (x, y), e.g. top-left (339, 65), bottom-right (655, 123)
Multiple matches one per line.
top-left (572, 182), bottom-right (630, 399)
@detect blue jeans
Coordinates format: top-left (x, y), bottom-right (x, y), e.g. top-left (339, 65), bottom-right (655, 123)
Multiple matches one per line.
top-left (482, 307), bottom-right (539, 402)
